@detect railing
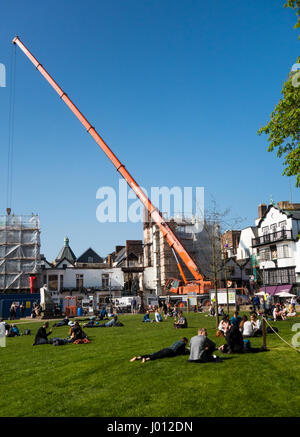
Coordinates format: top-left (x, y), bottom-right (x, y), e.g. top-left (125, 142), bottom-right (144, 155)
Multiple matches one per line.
top-left (252, 230), bottom-right (292, 247)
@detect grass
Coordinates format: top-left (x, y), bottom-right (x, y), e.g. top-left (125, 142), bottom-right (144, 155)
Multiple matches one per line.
top-left (0, 312), bottom-right (299, 417)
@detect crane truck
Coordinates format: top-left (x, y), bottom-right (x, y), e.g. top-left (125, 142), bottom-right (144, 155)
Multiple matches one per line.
top-left (12, 36), bottom-right (213, 301)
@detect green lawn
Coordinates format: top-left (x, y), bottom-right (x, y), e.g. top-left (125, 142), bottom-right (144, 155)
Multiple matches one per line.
top-left (0, 312), bottom-right (299, 417)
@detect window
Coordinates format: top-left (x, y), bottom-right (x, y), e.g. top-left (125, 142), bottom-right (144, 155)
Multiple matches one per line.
top-left (60, 274), bottom-right (64, 291)
top-left (270, 224), bottom-right (277, 233)
top-left (270, 245), bottom-right (278, 260)
top-left (102, 273), bottom-right (109, 289)
top-left (279, 220), bottom-right (287, 230)
top-left (262, 226), bottom-right (269, 235)
top-left (278, 245), bottom-right (289, 258)
top-left (48, 275), bottom-right (58, 291)
top-left (88, 257), bottom-right (94, 263)
top-left (43, 275), bottom-right (47, 286)
top-left (260, 249), bottom-right (271, 261)
top-left (76, 274), bottom-right (84, 289)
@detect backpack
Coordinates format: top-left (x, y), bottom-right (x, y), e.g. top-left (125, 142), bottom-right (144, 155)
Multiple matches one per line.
top-left (243, 339), bottom-right (251, 350)
top-left (23, 329), bottom-right (31, 335)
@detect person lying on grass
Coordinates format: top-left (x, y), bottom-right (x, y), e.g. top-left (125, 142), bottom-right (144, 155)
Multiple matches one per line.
top-left (130, 337), bottom-right (189, 363)
top-left (83, 314), bottom-right (122, 328)
top-left (53, 316), bottom-right (69, 327)
top-left (33, 322), bottom-right (53, 346)
top-left (188, 328), bottom-right (220, 363)
top-left (173, 311), bottom-right (188, 329)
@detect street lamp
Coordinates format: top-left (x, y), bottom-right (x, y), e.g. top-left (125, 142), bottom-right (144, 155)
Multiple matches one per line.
top-left (256, 254), bottom-right (276, 351)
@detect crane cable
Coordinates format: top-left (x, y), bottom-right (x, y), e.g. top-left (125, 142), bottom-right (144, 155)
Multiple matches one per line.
top-left (6, 44), bottom-right (16, 210)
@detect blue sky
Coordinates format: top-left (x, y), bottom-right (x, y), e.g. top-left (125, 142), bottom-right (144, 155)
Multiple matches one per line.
top-left (0, 0), bottom-right (299, 261)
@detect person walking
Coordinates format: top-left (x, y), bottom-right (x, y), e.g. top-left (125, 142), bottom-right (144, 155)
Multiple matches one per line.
top-left (10, 303), bottom-right (16, 320)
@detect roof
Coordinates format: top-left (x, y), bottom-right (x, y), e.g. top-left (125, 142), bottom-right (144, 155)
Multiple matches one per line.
top-left (55, 237), bottom-right (76, 265)
top-left (257, 204), bottom-right (300, 227)
top-left (76, 247), bottom-right (103, 263)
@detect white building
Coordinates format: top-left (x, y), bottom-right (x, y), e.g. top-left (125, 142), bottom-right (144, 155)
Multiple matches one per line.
top-left (40, 237), bottom-right (124, 305)
top-left (252, 202), bottom-right (300, 294)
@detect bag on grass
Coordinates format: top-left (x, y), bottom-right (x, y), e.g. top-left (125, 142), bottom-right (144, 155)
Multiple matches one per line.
top-left (23, 329), bottom-right (31, 335)
top-left (243, 339), bottom-right (251, 350)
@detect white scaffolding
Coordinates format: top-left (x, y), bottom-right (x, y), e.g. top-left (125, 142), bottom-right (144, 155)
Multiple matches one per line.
top-left (0, 214), bottom-right (40, 290)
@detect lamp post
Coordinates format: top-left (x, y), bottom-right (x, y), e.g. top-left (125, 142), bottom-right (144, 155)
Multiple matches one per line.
top-left (257, 255), bottom-right (267, 350)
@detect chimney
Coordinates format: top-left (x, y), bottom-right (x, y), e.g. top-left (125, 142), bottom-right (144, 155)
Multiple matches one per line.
top-left (107, 254), bottom-right (113, 267)
top-left (258, 204), bottom-right (267, 218)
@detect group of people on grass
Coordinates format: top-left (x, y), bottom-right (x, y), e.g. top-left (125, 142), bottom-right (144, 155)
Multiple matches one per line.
top-left (130, 322), bottom-right (268, 364)
top-left (31, 312), bottom-right (123, 346)
top-left (33, 320), bottom-right (90, 346)
top-left (217, 311), bottom-right (262, 338)
top-left (142, 306), bottom-right (188, 328)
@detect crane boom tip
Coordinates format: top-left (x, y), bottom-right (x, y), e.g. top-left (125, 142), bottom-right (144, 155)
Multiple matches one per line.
top-left (12, 36), bottom-right (20, 44)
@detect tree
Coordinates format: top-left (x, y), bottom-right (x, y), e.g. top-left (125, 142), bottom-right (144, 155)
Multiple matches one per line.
top-left (257, 2), bottom-right (300, 187)
top-left (284, 0), bottom-right (300, 31)
top-left (194, 199), bottom-right (244, 328)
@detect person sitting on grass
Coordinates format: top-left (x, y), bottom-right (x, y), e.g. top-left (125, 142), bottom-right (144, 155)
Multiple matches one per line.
top-left (208, 304), bottom-right (215, 317)
top-left (99, 307), bottom-right (108, 320)
top-left (130, 337), bottom-right (189, 363)
top-left (230, 311), bottom-right (242, 329)
top-left (188, 328), bottom-right (219, 363)
top-left (218, 305), bottom-right (224, 317)
top-left (69, 321), bottom-right (88, 341)
top-left (154, 309), bottom-right (163, 322)
top-left (250, 313), bottom-right (262, 336)
top-left (273, 304), bottom-right (283, 321)
top-left (216, 315), bottom-right (229, 337)
top-left (219, 321), bottom-right (244, 354)
top-left (280, 304), bottom-right (288, 320)
top-left (33, 322), bottom-right (53, 345)
top-left (142, 311), bottom-right (152, 323)
top-left (287, 304), bottom-right (297, 317)
top-left (173, 311), bottom-right (188, 329)
top-left (240, 315), bottom-right (254, 337)
top-left (8, 324), bottom-right (20, 337)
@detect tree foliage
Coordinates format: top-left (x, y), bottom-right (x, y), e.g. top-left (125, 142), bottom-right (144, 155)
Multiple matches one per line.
top-left (284, 0), bottom-right (300, 32)
top-left (257, 3), bottom-right (300, 187)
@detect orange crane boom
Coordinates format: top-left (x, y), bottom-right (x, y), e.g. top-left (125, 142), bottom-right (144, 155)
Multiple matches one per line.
top-left (12, 35), bottom-right (205, 285)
